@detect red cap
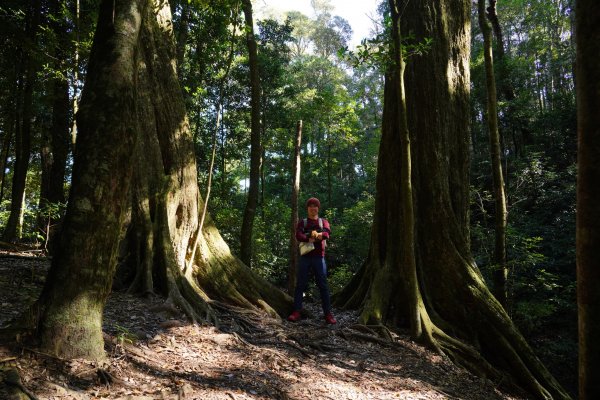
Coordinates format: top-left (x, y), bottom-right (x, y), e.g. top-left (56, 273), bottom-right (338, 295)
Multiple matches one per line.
top-left (306, 197), bottom-right (320, 208)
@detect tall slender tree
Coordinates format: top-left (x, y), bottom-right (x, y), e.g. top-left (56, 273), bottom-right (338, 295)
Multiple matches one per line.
top-left (288, 120), bottom-right (302, 294)
top-left (3, 0), bottom-right (40, 242)
top-left (38, 0), bottom-right (72, 250)
top-left (478, 0), bottom-right (508, 308)
top-left (335, 0), bottom-right (568, 397)
top-left (575, 1), bottom-right (600, 398)
top-left (239, 0), bottom-right (262, 268)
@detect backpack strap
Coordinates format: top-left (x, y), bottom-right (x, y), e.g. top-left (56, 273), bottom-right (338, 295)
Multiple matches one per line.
top-left (318, 218), bottom-right (323, 230)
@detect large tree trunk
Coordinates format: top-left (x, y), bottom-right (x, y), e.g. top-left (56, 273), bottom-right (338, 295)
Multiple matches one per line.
top-left (336, 0), bottom-right (568, 398)
top-left (239, 0), bottom-right (262, 268)
top-left (27, 0), bottom-right (289, 362)
top-left (3, 0), bottom-right (40, 242)
top-left (575, 1), bottom-right (600, 399)
top-left (478, 0), bottom-right (508, 309)
top-left (35, 0), bottom-right (145, 360)
top-left (121, 0), bottom-right (289, 320)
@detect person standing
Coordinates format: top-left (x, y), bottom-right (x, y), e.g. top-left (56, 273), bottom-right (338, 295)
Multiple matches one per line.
top-left (288, 197), bottom-right (337, 324)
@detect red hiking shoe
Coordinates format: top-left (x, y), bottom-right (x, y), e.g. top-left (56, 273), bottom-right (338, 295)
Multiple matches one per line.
top-left (287, 310), bottom-right (301, 322)
top-left (325, 312), bottom-right (337, 325)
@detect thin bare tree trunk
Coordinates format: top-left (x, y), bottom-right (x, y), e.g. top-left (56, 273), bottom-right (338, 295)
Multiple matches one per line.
top-left (3, 0), bottom-right (40, 242)
top-left (187, 10), bottom-right (238, 273)
top-left (478, 0), bottom-right (508, 309)
top-left (38, 0), bottom-right (71, 250)
top-left (240, 0), bottom-right (262, 268)
top-left (70, 0), bottom-right (80, 149)
top-left (288, 121), bottom-right (302, 294)
top-left (0, 115), bottom-right (14, 203)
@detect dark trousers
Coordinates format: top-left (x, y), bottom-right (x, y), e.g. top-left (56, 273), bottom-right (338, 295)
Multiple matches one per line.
top-left (293, 256), bottom-right (331, 315)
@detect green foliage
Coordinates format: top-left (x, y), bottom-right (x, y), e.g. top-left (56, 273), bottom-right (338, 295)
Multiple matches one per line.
top-left (113, 324), bottom-right (137, 346)
top-left (0, 200), bottom-right (11, 229)
top-left (249, 199), bottom-right (291, 285)
top-left (327, 194), bottom-right (374, 271)
top-left (0, 2), bottom-right (579, 392)
top-left (470, 0), bottom-right (577, 381)
top-left (339, 3), bottom-right (433, 72)
top-left (328, 263), bottom-right (354, 294)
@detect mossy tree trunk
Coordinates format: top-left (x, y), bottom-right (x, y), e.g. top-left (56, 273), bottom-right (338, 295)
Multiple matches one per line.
top-left (33, 0), bottom-right (290, 361)
top-left (575, 1), bottom-right (600, 398)
top-left (336, 0), bottom-right (568, 398)
top-left (36, 0), bottom-right (146, 360)
top-left (124, 0), bottom-right (290, 321)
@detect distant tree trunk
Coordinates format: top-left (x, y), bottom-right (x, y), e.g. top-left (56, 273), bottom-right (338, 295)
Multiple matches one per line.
top-left (288, 121), bottom-right (302, 294)
top-left (576, 1), bottom-right (600, 399)
top-left (239, 0), bottom-right (262, 268)
top-left (327, 138), bottom-right (332, 205)
top-left (260, 107), bottom-right (266, 219)
top-left (485, 0), bottom-right (532, 153)
top-left (3, 0), bottom-right (40, 242)
top-left (39, 1), bottom-right (71, 250)
top-left (336, 0), bottom-right (568, 398)
top-left (486, 0), bottom-right (512, 99)
top-left (0, 111), bottom-right (14, 203)
top-left (478, 0), bottom-right (508, 309)
top-left (0, 57), bottom-right (18, 203)
top-left (70, 0), bottom-right (80, 149)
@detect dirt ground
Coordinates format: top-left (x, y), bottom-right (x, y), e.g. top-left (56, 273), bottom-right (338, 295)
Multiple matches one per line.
top-left (0, 254), bottom-right (525, 400)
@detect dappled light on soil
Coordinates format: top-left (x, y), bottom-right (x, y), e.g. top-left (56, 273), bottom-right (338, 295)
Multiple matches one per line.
top-left (1, 256), bottom-right (523, 399)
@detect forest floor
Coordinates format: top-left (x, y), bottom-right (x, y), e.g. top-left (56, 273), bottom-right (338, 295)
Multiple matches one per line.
top-left (0, 254), bottom-right (526, 400)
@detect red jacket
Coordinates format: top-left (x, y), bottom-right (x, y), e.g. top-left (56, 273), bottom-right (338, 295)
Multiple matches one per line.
top-left (296, 217), bottom-right (331, 257)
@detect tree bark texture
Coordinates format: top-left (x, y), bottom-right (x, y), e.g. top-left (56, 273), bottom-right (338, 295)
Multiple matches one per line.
top-left (3, 0), bottom-right (40, 242)
top-left (288, 121), bottom-right (302, 294)
top-left (30, 0), bottom-right (290, 361)
top-left (478, 0), bottom-right (508, 309)
top-left (336, 0), bottom-right (568, 398)
top-left (239, 0), bottom-right (262, 268)
top-left (122, 0), bottom-right (290, 321)
top-left (576, 1), bottom-right (600, 398)
top-left (36, 0), bottom-right (146, 360)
